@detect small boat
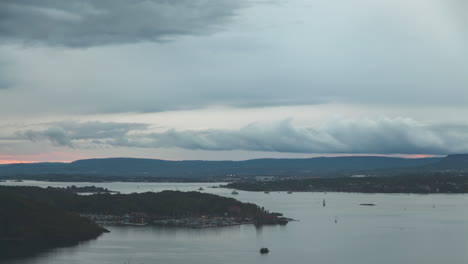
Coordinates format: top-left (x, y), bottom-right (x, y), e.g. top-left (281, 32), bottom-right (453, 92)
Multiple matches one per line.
top-left (260, 248), bottom-right (269, 254)
top-left (264, 191), bottom-right (270, 194)
top-left (198, 187), bottom-right (204, 191)
top-left (287, 191), bottom-right (292, 194)
top-left (231, 190), bottom-right (239, 195)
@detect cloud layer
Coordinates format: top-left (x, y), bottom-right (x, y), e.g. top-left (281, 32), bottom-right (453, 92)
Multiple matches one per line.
top-left (20, 122), bottom-right (149, 147)
top-left (0, 0), bottom-right (466, 161)
top-left (0, 0), bottom-right (244, 47)
top-left (17, 118), bottom-right (468, 155)
top-left (0, 0), bottom-right (466, 117)
top-left (1, 0), bottom-right (466, 117)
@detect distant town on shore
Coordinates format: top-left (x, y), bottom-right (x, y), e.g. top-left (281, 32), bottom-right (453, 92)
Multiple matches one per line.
top-left (1, 154), bottom-right (467, 194)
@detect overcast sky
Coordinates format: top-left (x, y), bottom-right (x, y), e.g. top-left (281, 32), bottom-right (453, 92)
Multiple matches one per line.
top-left (0, 0), bottom-right (467, 163)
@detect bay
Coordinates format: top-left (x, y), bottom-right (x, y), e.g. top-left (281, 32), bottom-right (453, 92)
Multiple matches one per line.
top-left (1, 181), bottom-right (467, 264)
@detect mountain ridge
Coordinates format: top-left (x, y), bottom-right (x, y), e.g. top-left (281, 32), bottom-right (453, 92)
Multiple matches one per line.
top-left (424, 154), bottom-right (468, 170)
top-left (0, 155), bottom-right (453, 178)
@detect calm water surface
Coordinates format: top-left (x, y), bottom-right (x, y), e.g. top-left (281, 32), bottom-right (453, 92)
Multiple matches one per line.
top-left (1, 181), bottom-right (467, 264)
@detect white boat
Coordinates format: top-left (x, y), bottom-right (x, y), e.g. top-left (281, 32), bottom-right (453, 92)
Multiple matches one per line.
top-left (232, 190), bottom-right (239, 195)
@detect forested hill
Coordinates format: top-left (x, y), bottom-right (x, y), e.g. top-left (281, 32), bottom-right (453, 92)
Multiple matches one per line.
top-left (424, 154), bottom-right (468, 170)
top-left (0, 156), bottom-right (444, 179)
top-left (0, 189), bottom-right (107, 259)
top-left (0, 186), bottom-right (265, 218)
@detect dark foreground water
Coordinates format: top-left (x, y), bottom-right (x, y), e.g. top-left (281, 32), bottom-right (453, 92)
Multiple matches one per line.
top-left (1, 181), bottom-right (467, 264)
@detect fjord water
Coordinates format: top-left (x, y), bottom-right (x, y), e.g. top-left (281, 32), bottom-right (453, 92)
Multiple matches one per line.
top-left (1, 181), bottom-right (467, 264)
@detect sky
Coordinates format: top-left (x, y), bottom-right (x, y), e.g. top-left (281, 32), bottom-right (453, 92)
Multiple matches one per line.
top-left (0, 0), bottom-right (467, 164)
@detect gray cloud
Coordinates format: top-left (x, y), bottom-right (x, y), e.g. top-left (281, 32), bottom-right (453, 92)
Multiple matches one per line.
top-left (0, 78), bottom-right (12, 89)
top-left (0, 55), bottom-right (14, 89)
top-left (0, 0), bottom-right (466, 116)
top-left (17, 119), bottom-right (468, 155)
top-left (0, 67), bottom-right (12, 89)
top-left (0, 0), bottom-right (245, 47)
top-left (19, 121), bottom-right (149, 147)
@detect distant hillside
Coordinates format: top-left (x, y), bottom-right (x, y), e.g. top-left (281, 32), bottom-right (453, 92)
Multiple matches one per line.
top-left (225, 173), bottom-right (468, 193)
top-left (0, 156), bottom-right (444, 179)
top-left (424, 154), bottom-right (468, 170)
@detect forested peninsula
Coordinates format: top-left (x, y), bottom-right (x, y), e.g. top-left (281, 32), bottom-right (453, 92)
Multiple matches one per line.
top-left (0, 189), bottom-right (108, 259)
top-left (0, 186), bottom-right (284, 259)
top-left (225, 174), bottom-right (468, 193)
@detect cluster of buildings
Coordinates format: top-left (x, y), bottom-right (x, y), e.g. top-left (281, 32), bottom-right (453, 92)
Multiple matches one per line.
top-left (222, 175), bottom-right (281, 182)
top-left (81, 213), bottom-right (254, 228)
top-left (81, 212), bottom-right (149, 226)
top-left (153, 216), bottom-right (253, 228)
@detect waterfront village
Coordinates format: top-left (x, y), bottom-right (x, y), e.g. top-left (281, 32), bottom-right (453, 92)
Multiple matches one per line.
top-left (81, 211), bottom-right (289, 228)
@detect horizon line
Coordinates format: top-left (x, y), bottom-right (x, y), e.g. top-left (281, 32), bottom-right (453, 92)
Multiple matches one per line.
top-left (0, 153), bottom-right (447, 165)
